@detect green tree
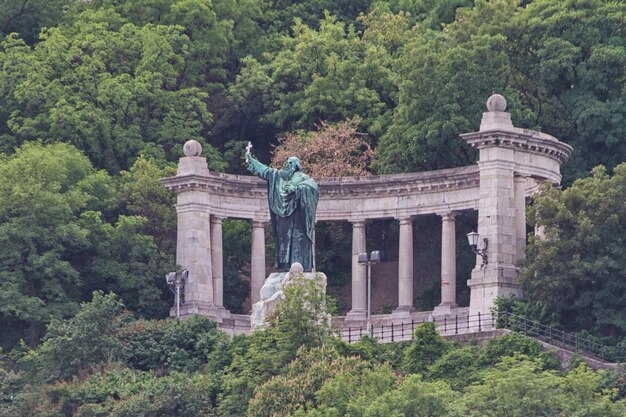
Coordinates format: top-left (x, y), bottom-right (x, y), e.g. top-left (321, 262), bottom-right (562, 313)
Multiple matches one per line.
top-left (372, 0), bottom-right (473, 29)
top-left (248, 345), bottom-right (395, 417)
top-left (117, 315), bottom-right (230, 373)
top-left (258, 0), bottom-right (373, 35)
top-left (220, 273), bottom-right (334, 417)
top-left (0, 0), bottom-right (67, 44)
top-left (428, 344), bottom-right (482, 391)
top-left (230, 12), bottom-right (400, 141)
top-left (218, 328), bottom-right (290, 417)
top-left (0, 143), bottom-right (105, 346)
top-left (349, 374), bottom-right (461, 417)
top-left (0, 9), bottom-right (225, 173)
top-left (376, 0), bottom-right (535, 174)
top-left (120, 156), bottom-right (177, 253)
top-left (272, 272), bottom-right (334, 353)
top-left (0, 142), bottom-right (181, 348)
top-left (462, 356), bottom-right (626, 417)
top-left (520, 164), bottom-right (626, 340)
top-left (24, 291), bottom-right (131, 382)
top-left (13, 368), bottom-right (219, 417)
top-left (222, 219), bottom-right (252, 313)
top-left (507, 0), bottom-right (626, 184)
top-left (402, 322), bottom-right (450, 375)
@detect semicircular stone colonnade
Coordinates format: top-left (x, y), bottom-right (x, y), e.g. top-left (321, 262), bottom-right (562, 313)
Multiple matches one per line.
top-left (161, 95), bottom-right (572, 335)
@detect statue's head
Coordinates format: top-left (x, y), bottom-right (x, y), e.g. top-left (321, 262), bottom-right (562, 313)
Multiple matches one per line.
top-left (285, 156), bottom-right (302, 174)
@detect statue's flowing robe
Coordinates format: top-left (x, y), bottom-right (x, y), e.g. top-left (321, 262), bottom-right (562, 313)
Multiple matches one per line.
top-left (247, 155), bottom-right (319, 271)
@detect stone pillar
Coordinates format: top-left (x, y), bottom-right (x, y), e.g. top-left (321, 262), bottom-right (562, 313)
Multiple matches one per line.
top-left (462, 95), bottom-right (522, 316)
top-left (434, 212), bottom-right (457, 315)
top-left (250, 220), bottom-right (266, 306)
top-left (394, 217), bottom-right (414, 314)
top-left (175, 208), bottom-right (215, 316)
top-left (211, 215), bottom-right (225, 309)
top-left (514, 176), bottom-right (527, 264)
top-left (171, 140), bottom-right (216, 317)
top-left (347, 220), bottom-right (367, 318)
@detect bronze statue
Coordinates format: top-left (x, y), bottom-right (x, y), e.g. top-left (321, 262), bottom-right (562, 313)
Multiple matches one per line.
top-left (245, 146), bottom-right (319, 272)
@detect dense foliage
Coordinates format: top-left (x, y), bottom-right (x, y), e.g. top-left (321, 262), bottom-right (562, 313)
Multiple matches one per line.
top-left (1, 0), bottom-right (625, 413)
top-left (517, 163), bottom-right (626, 341)
top-left (1, 291), bottom-right (624, 417)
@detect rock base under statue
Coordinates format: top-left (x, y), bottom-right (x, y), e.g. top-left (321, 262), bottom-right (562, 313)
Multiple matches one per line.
top-left (251, 263), bottom-right (327, 328)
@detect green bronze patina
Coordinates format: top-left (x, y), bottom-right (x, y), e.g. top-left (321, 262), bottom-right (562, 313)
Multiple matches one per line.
top-left (246, 152), bottom-right (319, 272)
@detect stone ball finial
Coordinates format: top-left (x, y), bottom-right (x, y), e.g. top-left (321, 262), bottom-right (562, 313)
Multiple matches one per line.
top-left (289, 262), bottom-right (304, 274)
top-left (183, 140), bottom-right (203, 157)
top-left (486, 94), bottom-right (507, 112)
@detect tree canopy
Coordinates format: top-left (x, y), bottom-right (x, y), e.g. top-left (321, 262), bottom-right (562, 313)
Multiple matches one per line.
top-left (0, 3), bottom-right (625, 409)
top-left (519, 163), bottom-right (626, 341)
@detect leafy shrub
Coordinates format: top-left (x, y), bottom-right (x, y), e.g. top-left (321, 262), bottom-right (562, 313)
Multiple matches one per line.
top-left (248, 345), bottom-right (396, 417)
top-left (18, 368), bottom-right (219, 417)
top-left (402, 322), bottom-right (450, 375)
top-left (117, 315), bottom-right (230, 373)
top-left (24, 291), bottom-right (132, 382)
top-left (478, 333), bottom-right (560, 370)
top-left (428, 344), bottom-right (481, 391)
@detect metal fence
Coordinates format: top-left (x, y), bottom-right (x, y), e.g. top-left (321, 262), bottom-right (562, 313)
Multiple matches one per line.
top-left (339, 311), bottom-right (495, 344)
top-left (339, 311), bottom-right (621, 363)
top-left (498, 312), bottom-right (614, 362)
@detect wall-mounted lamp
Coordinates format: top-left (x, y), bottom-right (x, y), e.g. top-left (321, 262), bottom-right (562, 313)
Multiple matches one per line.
top-left (467, 231), bottom-right (488, 269)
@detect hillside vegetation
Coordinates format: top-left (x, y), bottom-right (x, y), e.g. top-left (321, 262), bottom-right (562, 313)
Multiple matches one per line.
top-left (0, 1), bottom-right (625, 414)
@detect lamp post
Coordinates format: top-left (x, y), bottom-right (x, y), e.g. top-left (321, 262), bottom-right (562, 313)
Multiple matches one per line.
top-left (358, 250), bottom-right (380, 338)
top-left (467, 231), bottom-right (488, 269)
top-left (166, 270), bottom-right (188, 319)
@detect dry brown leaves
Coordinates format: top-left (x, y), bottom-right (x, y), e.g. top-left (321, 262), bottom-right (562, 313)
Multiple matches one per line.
top-left (271, 119), bottom-right (375, 177)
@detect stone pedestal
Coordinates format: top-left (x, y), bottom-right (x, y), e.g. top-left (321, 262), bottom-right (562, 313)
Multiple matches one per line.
top-left (251, 263), bottom-right (328, 328)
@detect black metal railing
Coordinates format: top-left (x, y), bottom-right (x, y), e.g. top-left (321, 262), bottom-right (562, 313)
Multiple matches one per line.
top-left (339, 311), bottom-right (620, 363)
top-left (339, 311), bottom-right (495, 344)
top-left (497, 311), bottom-right (614, 362)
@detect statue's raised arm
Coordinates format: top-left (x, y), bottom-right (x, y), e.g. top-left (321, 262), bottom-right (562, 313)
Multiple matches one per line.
top-left (244, 147), bottom-right (318, 272)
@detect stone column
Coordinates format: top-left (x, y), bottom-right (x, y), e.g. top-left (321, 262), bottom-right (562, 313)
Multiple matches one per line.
top-left (434, 212), bottom-right (457, 315)
top-left (514, 176), bottom-right (527, 264)
top-left (394, 217), bottom-right (414, 314)
top-left (211, 215), bottom-right (225, 309)
top-left (250, 220), bottom-right (266, 306)
top-left (347, 220), bottom-right (366, 318)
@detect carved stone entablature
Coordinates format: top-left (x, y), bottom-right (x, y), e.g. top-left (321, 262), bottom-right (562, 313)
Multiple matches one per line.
top-left (461, 129), bottom-right (573, 166)
top-left (161, 165), bottom-right (483, 222)
top-left (318, 165), bottom-right (479, 197)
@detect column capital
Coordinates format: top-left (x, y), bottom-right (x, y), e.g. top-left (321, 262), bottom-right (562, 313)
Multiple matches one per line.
top-left (211, 215), bottom-right (225, 224)
top-left (397, 216), bottom-right (413, 226)
top-left (251, 219), bottom-right (266, 228)
top-left (438, 211), bottom-right (457, 222)
top-left (350, 219), bottom-right (366, 228)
